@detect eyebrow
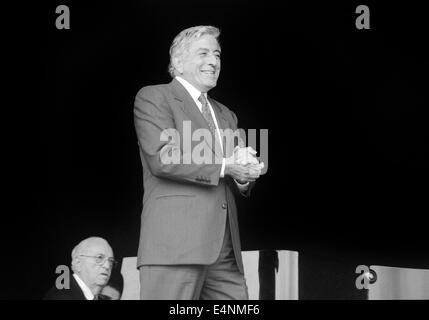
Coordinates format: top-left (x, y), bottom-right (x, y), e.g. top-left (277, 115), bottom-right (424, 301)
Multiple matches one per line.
top-left (93, 253), bottom-right (114, 258)
top-left (196, 48), bottom-right (221, 54)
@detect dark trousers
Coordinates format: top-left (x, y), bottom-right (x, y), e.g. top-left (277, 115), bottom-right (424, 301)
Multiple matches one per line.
top-left (139, 216), bottom-right (248, 300)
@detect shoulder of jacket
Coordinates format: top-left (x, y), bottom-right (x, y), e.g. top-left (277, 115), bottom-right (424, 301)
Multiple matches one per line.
top-left (212, 97), bottom-right (237, 121)
top-left (210, 97), bottom-right (231, 113)
top-left (136, 83), bottom-right (171, 96)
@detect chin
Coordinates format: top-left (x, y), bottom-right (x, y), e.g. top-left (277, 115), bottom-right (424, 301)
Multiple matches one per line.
top-left (97, 277), bottom-right (109, 285)
top-left (204, 80), bottom-right (217, 90)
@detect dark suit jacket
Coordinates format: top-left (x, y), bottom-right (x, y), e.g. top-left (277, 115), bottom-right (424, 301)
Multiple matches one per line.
top-left (44, 275), bottom-right (86, 300)
top-left (134, 78), bottom-right (251, 273)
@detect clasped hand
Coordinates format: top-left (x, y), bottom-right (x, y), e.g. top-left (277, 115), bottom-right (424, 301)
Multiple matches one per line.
top-left (225, 146), bottom-right (265, 183)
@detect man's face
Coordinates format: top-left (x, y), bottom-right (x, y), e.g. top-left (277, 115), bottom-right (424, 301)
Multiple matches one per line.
top-left (176, 34), bottom-right (221, 92)
top-left (76, 241), bottom-right (114, 290)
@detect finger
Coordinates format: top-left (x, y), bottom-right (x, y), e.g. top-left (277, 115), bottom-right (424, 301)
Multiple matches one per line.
top-left (242, 155), bottom-right (258, 165)
top-left (251, 162), bottom-right (263, 169)
top-left (249, 172), bottom-right (261, 178)
top-left (249, 166), bottom-right (261, 174)
top-left (247, 171), bottom-right (260, 179)
top-left (246, 163), bottom-right (261, 170)
top-left (246, 147), bottom-right (257, 155)
top-left (249, 157), bottom-right (260, 164)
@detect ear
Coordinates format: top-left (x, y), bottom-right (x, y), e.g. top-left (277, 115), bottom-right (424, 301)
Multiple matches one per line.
top-left (173, 56), bottom-right (183, 74)
top-left (72, 258), bottom-right (82, 272)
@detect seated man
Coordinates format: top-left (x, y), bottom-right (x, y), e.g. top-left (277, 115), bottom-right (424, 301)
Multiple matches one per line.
top-left (45, 236), bottom-right (116, 300)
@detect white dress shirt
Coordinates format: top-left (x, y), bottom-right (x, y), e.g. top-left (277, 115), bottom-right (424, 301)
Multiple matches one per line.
top-left (73, 273), bottom-right (94, 300)
top-left (175, 76), bottom-right (226, 175)
top-left (175, 76), bottom-right (249, 190)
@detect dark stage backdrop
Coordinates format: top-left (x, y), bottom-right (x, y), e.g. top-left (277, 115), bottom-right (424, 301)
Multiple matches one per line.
top-left (23, 1), bottom-right (429, 299)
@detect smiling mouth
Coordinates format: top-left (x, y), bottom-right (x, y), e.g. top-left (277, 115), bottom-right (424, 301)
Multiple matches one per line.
top-left (201, 70), bottom-right (216, 75)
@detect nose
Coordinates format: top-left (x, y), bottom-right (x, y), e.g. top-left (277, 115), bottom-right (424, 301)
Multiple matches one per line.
top-left (206, 53), bottom-right (219, 67)
top-left (102, 258), bottom-right (112, 270)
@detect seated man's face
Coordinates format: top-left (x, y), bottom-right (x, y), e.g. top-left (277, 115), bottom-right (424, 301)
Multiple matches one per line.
top-left (101, 285), bottom-right (121, 300)
top-left (77, 240), bottom-right (114, 289)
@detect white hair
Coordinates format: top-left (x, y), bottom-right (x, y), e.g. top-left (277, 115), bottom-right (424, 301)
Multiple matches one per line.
top-left (168, 25), bottom-right (221, 78)
top-left (70, 236), bottom-right (110, 273)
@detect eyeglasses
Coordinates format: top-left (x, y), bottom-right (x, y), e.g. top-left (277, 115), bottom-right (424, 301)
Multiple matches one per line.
top-left (79, 254), bottom-right (118, 268)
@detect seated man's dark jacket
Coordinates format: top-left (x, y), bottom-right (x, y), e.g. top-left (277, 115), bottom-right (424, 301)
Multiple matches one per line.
top-left (44, 275), bottom-right (86, 300)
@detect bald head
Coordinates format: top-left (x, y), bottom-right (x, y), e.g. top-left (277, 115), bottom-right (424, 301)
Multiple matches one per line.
top-left (71, 237), bottom-right (114, 294)
top-left (71, 237), bottom-right (112, 261)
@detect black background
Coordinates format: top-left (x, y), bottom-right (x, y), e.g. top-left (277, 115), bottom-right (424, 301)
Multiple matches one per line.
top-left (9, 1), bottom-right (428, 299)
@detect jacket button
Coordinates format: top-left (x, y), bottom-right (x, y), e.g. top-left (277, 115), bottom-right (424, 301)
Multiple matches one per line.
top-left (222, 203), bottom-right (227, 209)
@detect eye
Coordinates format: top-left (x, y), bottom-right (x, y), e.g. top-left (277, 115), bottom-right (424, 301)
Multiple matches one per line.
top-left (95, 254), bottom-right (105, 263)
top-left (108, 258), bottom-right (118, 268)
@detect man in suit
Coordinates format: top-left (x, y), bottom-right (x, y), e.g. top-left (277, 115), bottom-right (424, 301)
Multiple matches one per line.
top-left (134, 25), bottom-right (264, 300)
top-left (45, 237), bottom-right (116, 300)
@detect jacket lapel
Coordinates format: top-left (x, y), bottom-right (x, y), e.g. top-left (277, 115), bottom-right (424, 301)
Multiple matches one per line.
top-left (71, 275), bottom-right (88, 300)
top-left (208, 97), bottom-right (229, 131)
top-left (209, 97), bottom-right (230, 156)
top-left (170, 78), bottom-right (209, 131)
top-left (170, 79), bottom-right (224, 158)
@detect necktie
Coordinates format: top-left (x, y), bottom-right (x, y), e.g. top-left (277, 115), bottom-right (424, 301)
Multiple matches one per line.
top-left (198, 94), bottom-right (218, 146)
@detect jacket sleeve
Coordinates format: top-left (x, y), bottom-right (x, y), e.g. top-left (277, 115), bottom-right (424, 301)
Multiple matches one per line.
top-left (134, 86), bottom-right (222, 186)
top-left (230, 178), bottom-right (255, 198)
top-left (228, 108), bottom-right (256, 197)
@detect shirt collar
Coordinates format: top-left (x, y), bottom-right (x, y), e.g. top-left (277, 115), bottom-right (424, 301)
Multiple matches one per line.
top-left (73, 273), bottom-right (95, 300)
top-left (175, 76), bottom-right (207, 103)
